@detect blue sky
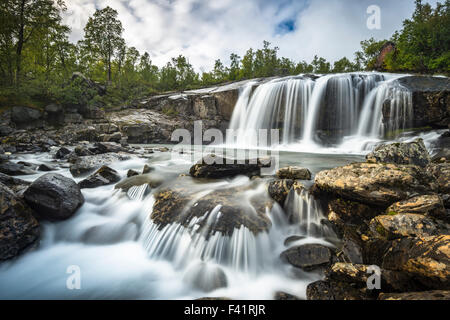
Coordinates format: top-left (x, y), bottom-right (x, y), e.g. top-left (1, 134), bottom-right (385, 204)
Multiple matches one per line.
top-left (63, 0), bottom-right (439, 71)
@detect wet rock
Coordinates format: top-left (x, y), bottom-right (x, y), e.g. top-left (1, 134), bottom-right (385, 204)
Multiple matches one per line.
top-left (369, 213), bottom-right (449, 240)
top-left (23, 173), bottom-right (84, 221)
top-left (78, 166), bottom-right (121, 189)
top-left (306, 280), bottom-right (369, 300)
top-left (276, 166), bottom-right (312, 180)
top-left (280, 244), bottom-right (334, 271)
top-left (189, 154), bottom-right (271, 179)
top-left (0, 161), bottom-right (36, 176)
top-left (268, 179), bottom-right (294, 205)
top-left (427, 162), bottom-right (450, 194)
top-left (0, 183), bottom-right (40, 260)
top-left (115, 173), bottom-right (164, 192)
top-left (142, 164), bottom-right (153, 174)
top-left (100, 132), bottom-right (122, 143)
top-left (386, 194), bottom-right (447, 222)
top-left (378, 290), bottom-right (450, 300)
top-left (55, 147), bottom-right (71, 159)
top-left (366, 139), bottom-right (431, 167)
top-left (89, 142), bottom-right (124, 155)
top-left (151, 176), bottom-right (272, 236)
top-left (382, 235), bottom-right (450, 289)
top-left (0, 173), bottom-right (30, 194)
top-left (37, 163), bottom-right (57, 172)
top-left (127, 169), bottom-right (139, 178)
top-left (69, 153), bottom-right (130, 177)
top-left (284, 235), bottom-right (307, 247)
top-left (74, 145), bottom-right (94, 157)
top-left (183, 262), bottom-right (228, 292)
top-left (314, 162), bottom-right (437, 207)
top-left (274, 291), bottom-right (302, 300)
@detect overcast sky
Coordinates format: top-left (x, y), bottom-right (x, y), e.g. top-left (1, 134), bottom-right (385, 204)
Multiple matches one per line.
top-left (63, 0), bottom-right (438, 71)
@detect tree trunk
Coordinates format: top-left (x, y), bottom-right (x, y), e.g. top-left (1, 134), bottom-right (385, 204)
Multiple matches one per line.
top-left (15, 0), bottom-right (26, 87)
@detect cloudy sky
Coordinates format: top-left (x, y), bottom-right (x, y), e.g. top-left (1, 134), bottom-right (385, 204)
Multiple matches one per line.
top-left (63, 0), bottom-right (438, 71)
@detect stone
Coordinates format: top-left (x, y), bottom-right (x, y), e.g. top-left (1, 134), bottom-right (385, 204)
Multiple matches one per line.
top-left (366, 139), bottom-right (431, 167)
top-left (0, 183), bottom-right (40, 260)
top-left (276, 166), bottom-right (312, 180)
top-left (127, 169), bottom-right (139, 178)
top-left (11, 106), bottom-right (43, 129)
top-left (37, 163), bottom-right (57, 172)
top-left (189, 154), bottom-right (271, 179)
top-left (314, 162), bottom-right (437, 207)
top-left (89, 142), bottom-right (124, 155)
top-left (386, 194), bottom-right (447, 222)
top-left (280, 244), bottom-right (334, 271)
top-left (115, 173), bottom-right (165, 192)
top-left (69, 153), bottom-right (130, 177)
top-left (274, 292), bottom-right (302, 300)
top-left (142, 164), bottom-right (153, 174)
top-left (427, 162), bottom-right (450, 194)
top-left (369, 213), bottom-right (449, 240)
top-left (55, 147), bottom-right (71, 159)
top-left (0, 173), bottom-right (30, 194)
top-left (378, 290), bottom-right (450, 300)
top-left (78, 166), bottom-right (121, 189)
top-left (183, 262), bottom-right (228, 292)
top-left (382, 235), bottom-right (450, 290)
top-left (306, 280), bottom-right (369, 300)
top-left (0, 162), bottom-right (35, 176)
top-left (23, 173), bottom-right (84, 221)
top-left (267, 179), bottom-right (294, 205)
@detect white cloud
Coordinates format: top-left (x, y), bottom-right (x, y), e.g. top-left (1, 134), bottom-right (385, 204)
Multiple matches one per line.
top-left (62, 0), bottom-right (438, 71)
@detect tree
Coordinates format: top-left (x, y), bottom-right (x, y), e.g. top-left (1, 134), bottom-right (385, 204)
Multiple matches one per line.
top-left (311, 55), bottom-right (331, 73)
top-left (354, 37), bottom-right (387, 70)
top-left (83, 6), bottom-right (124, 83)
top-left (240, 48), bottom-right (254, 79)
top-left (333, 57), bottom-right (357, 73)
top-left (229, 53), bottom-right (241, 81)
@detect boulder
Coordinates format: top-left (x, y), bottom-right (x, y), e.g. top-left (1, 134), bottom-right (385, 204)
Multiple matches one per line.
top-left (127, 169), bottom-right (139, 178)
top-left (78, 166), bottom-right (121, 189)
top-left (189, 154), bottom-right (271, 179)
top-left (89, 142), bottom-right (124, 155)
top-left (274, 292), bottom-right (302, 300)
top-left (44, 104), bottom-right (64, 125)
top-left (69, 153), bottom-right (130, 177)
top-left (11, 106), bottom-right (43, 129)
top-left (427, 162), bottom-right (450, 194)
top-left (114, 173), bottom-right (164, 192)
top-left (276, 166), bottom-right (312, 180)
top-left (0, 161), bottom-right (35, 176)
top-left (378, 290), bottom-right (450, 300)
top-left (382, 235), bottom-right (450, 289)
top-left (369, 213), bottom-right (449, 240)
top-left (0, 173), bottom-right (30, 194)
top-left (386, 194), bottom-right (447, 222)
top-left (267, 179), bottom-right (303, 205)
top-left (306, 280), bottom-right (370, 300)
top-left (37, 163), bottom-right (57, 172)
top-left (151, 176), bottom-right (272, 236)
top-left (23, 173), bottom-right (84, 221)
top-left (183, 262), bottom-right (228, 292)
top-left (314, 162), bottom-right (437, 207)
top-left (0, 183), bottom-right (40, 260)
top-left (366, 139), bottom-right (431, 167)
top-left (280, 244), bottom-right (334, 271)
top-left (142, 164), bottom-right (153, 174)
top-left (55, 147), bottom-right (71, 159)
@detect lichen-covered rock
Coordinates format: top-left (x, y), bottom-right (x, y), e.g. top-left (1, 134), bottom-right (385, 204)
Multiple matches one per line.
top-left (189, 154), bottom-right (271, 179)
top-left (306, 280), bottom-right (370, 300)
top-left (366, 139), bottom-right (431, 167)
top-left (78, 165), bottom-right (121, 189)
top-left (369, 213), bottom-right (449, 240)
top-left (0, 183), bottom-right (40, 260)
top-left (276, 166), bottom-right (312, 180)
top-left (69, 153), bottom-right (130, 177)
top-left (382, 235), bottom-right (450, 289)
top-left (427, 162), bottom-right (450, 194)
top-left (267, 179), bottom-right (303, 205)
top-left (151, 176), bottom-right (272, 236)
top-left (24, 173), bottom-right (84, 221)
top-left (314, 162), bottom-right (437, 207)
top-left (386, 194), bottom-right (447, 222)
top-left (378, 290), bottom-right (450, 300)
top-left (280, 244), bottom-right (334, 271)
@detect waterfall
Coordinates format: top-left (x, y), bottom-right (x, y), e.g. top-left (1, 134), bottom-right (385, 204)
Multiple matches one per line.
top-left (226, 72), bottom-right (414, 151)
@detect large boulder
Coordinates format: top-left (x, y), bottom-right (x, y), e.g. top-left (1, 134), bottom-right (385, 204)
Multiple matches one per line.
top-left (78, 166), bottom-right (121, 189)
top-left (382, 235), bottom-right (450, 289)
top-left (314, 162), bottom-right (437, 207)
top-left (397, 76), bottom-right (450, 128)
top-left (366, 139), bottom-right (431, 167)
top-left (280, 244), bottom-right (334, 271)
top-left (11, 106), bottom-right (43, 129)
top-left (23, 173), bottom-right (84, 221)
top-left (189, 154), bottom-right (271, 179)
top-left (386, 194), bottom-right (447, 222)
top-left (0, 183), bottom-right (40, 260)
top-left (69, 153), bottom-right (130, 177)
top-left (151, 176), bottom-right (272, 236)
top-left (369, 213), bottom-right (449, 240)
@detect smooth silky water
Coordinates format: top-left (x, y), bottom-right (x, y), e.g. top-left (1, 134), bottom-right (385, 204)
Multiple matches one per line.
top-left (0, 72), bottom-right (445, 299)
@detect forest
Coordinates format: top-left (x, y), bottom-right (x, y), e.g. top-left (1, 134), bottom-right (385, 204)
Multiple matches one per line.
top-left (0, 0), bottom-right (448, 110)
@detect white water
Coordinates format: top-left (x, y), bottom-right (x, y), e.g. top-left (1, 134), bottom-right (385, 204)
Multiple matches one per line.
top-left (226, 72), bottom-right (419, 153)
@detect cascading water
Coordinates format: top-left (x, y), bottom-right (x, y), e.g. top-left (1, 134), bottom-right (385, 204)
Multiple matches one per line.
top-left (226, 72), bottom-right (415, 153)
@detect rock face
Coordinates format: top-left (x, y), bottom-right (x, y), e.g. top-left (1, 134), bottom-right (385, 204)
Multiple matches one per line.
top-left (366, 139), bottom-right (431, 167)
top-left (386, 194), bottom-right (447, 221)
top-left (276, 166), bottom-right (312, 180)
top-left (314, 162), bottom-right (436, 207)
top-left (0, 183), bottom-right (40, 260)
top-left (382, 235), bottom-right (450, 289)
top-left (151, 176), bottom-right (272, 236)
top-left (24, 173), bottom-right (85, 221)
top-left (78, 166), bottom-right (121, 189)
top-left (189, 154), bottom-right (271, 179)
top-left (369, 213), bottom-right (449, 240)
top-left (280, 244), bottom-right (334, 271)
top-left (397, 76), bottom-right (450, 128)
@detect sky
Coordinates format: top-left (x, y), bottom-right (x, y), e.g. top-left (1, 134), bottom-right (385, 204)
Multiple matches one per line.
top-left (62, 0), bottom-right (439, 72)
